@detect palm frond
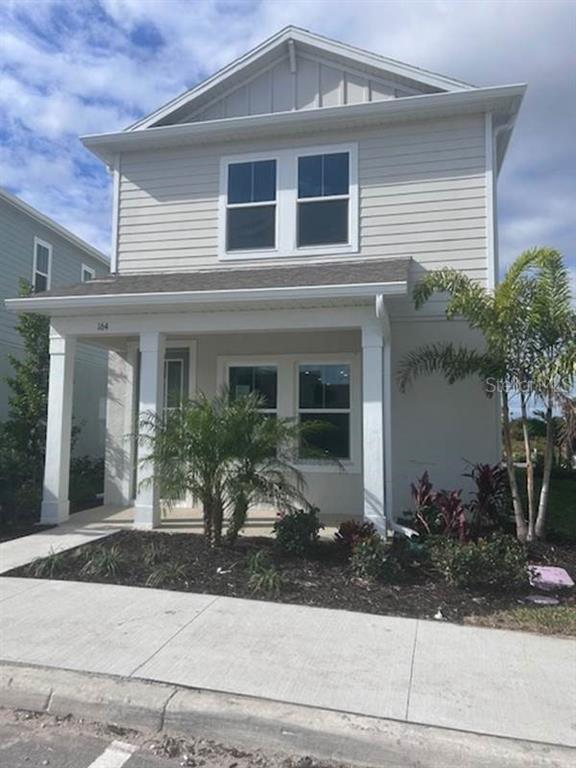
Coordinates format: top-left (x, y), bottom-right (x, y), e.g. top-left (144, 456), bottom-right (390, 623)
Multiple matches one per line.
top-left (397, 343), bottom-right (496, 392)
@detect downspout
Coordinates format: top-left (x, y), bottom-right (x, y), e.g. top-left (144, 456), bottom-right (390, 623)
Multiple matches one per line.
top-left (375, 294), bottom-right (418, 539)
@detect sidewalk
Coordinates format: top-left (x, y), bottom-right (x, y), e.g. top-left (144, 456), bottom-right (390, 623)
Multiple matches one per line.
top-left (0, 505), bottom-right (131, 574)
top-left (1, 576), bottom-right (574, 749)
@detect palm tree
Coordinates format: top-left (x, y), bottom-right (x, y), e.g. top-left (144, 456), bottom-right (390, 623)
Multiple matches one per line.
top-left (398, 248), bottom-right (575, 542)
top-left (138, 392), bottom-right (311, 547)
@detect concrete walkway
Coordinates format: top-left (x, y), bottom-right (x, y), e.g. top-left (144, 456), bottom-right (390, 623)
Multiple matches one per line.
top-left (0, 576), bottom-right (574, 749)
top-left (0, 504), bottom-right (341, 574)
top-left (0, 505), bottom-right (132, 574)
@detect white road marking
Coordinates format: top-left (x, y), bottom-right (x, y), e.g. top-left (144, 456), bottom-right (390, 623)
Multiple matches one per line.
top-left (86, 739), bottom-right (138, 768)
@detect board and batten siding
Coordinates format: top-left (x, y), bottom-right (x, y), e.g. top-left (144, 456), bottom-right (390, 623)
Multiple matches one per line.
top-left (117, 113), bottom-right (487, 283)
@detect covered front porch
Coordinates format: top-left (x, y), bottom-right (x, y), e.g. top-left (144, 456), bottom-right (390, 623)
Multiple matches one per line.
top-left (38, 301), bottom-right (395, 534)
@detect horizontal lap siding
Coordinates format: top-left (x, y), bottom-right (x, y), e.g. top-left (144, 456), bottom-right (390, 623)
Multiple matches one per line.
top-left (117, 114), bottom-right (487, 279)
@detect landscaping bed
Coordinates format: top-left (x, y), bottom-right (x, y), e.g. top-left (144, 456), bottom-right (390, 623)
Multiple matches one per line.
top-left (7, 530), bottom-right (576, 632)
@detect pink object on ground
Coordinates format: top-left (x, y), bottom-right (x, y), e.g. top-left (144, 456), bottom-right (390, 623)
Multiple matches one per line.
top-left (529, 565), bottom-right (574, 591)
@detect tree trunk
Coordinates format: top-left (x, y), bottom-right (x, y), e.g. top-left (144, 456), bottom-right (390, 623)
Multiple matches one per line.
top-left (501, 389), bottom-right (528, 542)
top-left (520, 392), bottom-right (536, 541)
top-left (535, 394), bottom-right (555, 539)
top-left (226, 493), bottom-right (249, 544)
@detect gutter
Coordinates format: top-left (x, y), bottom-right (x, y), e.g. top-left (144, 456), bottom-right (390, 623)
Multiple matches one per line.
top-left (81, 84), bottom-right (526, 167)
top-left (5, 279), bottom-right (408, 315)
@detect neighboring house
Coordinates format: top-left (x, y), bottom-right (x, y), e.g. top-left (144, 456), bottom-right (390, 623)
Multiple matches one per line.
top-left (0, 187), bottom-right (109, 458)
top-left (6, 27), bottom-right (525, 530)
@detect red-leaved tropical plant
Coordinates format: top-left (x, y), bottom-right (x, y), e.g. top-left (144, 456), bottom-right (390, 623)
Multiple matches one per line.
top-left (410, 471), bottom-right (436, 534)
top-left (432, 489), bottom-right (469, 542)
top-left (464, 462), bottom-right (510, 537)
top-left (334, 520), bottom-right (377, 551)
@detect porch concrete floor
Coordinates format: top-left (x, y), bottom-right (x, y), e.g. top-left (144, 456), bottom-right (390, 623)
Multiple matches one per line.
top-left (0, 503), bottom-right (340, 574)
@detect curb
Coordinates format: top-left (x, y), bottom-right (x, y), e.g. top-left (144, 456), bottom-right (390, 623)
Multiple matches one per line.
top-left (0, 662), bottom-right (574, 768)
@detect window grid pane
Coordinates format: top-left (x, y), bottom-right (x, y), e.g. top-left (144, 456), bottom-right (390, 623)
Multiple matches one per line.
top-left (298, 153), bottom-right (349, 199)
top-left (228, 160), bottom-right (276, 204)
top-left (226, 205), bottom-right (275, 251)
top-left (34, 273), bottom-right (48, 292)
top-left (229, 366), bottom-right (277, 410)
top-left (36, 244), bottom-right (49, 274)
top-left (297, 199), bottom-right (348, 247)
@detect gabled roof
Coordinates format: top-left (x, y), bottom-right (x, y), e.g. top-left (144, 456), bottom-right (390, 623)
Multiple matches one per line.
top-left (128, 26), bottom-right (475, 132)
top-left (0, 187), bottom-right (109, 266)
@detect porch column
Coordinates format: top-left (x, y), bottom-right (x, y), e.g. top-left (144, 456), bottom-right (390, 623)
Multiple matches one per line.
top-left (361, 324), bottom-right (386, 535)
top-left (134, 331), bottom-right (165, 529)
top-left (41, 331), bottom-right (76, 525)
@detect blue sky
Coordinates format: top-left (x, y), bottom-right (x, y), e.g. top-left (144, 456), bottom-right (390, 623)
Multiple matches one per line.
top-left (1, 0), bottom-right (574, 286)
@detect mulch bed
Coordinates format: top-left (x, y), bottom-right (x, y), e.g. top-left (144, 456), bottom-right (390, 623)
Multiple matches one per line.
top-left (7, 530), bottom-right (576, 625)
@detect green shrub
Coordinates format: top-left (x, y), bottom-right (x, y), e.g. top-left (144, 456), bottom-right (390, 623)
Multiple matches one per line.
top-left (246, 549), bottom-right (283, 596)
top-left (145, 562), bottom-right (187, 587)
top-left (69, 456), bottom-right (104, 510)
top-left (273, 507), bottom-right (323, 556)
top-left (350, 534), bottom-right (404, 581)
top-left (428, 533), bottom-right (528, 589)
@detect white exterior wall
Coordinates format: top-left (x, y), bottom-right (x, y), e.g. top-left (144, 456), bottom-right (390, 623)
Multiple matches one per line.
top-left (117, 113), bottom-right (487, 285)
top-left (104, 322), bottom-right (497, 521)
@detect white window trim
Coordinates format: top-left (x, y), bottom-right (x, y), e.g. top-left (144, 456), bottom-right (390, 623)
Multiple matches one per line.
top-left (297, 361), bottom-right (353, 462)
top-left (217, 353), bottom-right (360, 473)
top-left (218, 142), bottom-right (359, 262)
top-left (81, 263), bottom-right (96, 282)
top-left (33, 237), bottom-right (52, 290)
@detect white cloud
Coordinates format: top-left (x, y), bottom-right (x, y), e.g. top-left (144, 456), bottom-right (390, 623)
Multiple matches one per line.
top-left (0, 0), bottom-right (573, 278)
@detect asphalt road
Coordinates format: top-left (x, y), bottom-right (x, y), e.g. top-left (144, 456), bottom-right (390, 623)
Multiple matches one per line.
top-left (0, 721), bottom-right (172, 768)
top-left (0, 710), bottom-right (340, 768)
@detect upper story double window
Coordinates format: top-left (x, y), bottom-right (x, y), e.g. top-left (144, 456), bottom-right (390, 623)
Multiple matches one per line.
top-left (220, 143), bottom-right (358, 260)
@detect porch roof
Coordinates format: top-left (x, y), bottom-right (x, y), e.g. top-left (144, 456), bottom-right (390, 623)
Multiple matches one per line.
top-left (6, 257), bottom-right (410, 313)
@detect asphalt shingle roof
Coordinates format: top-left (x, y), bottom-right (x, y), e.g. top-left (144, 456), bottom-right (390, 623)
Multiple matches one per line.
top-left (27, 258), bottom-right (410, 299)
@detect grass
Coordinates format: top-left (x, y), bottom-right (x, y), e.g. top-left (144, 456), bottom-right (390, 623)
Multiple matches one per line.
top-left (516, 469), bottom-right (576, 540)
top-left (465, 606), bottom-right (576, 637)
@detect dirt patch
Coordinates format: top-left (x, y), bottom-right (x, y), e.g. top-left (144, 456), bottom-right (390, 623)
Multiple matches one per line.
top-left (7, 530), bottom-right (576, 628)
top-left (0, 708), bottom-right (354, 767)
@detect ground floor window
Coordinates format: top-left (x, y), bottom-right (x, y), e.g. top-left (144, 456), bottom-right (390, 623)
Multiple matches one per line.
top-left (298, 363), bottom-right (351, 459)
top-left (228, 364), bottom-right (277, 415)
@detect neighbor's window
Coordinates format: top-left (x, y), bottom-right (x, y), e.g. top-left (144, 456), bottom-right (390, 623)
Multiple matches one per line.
top-left (297, 153), bottom-right (349, 247)
top-left (81, 264), bottom-right (95, 282)
top-left (298, 363), bottom-right (351, 459)
top-left (226, 159), bottom-right (277, 251)
top-left (228, 365), bottom-right (277, 414)
top-left (33, 238), bottom-right (52, 292)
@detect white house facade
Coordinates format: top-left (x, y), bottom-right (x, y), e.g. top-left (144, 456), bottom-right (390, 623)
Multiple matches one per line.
top-left (6, 27), bottom-right (525, 532)
top-left (0, 188), bottom-right (109, 458)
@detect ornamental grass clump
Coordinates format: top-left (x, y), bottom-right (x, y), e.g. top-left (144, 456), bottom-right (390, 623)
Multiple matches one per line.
top-left (246, 549), bottom-right (284, 597)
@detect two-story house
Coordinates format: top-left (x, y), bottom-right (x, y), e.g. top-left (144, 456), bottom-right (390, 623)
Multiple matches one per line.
top-left (0, 187), bottom-right (109, 459)
top-left (6, 27), bottom-right (525, 531)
